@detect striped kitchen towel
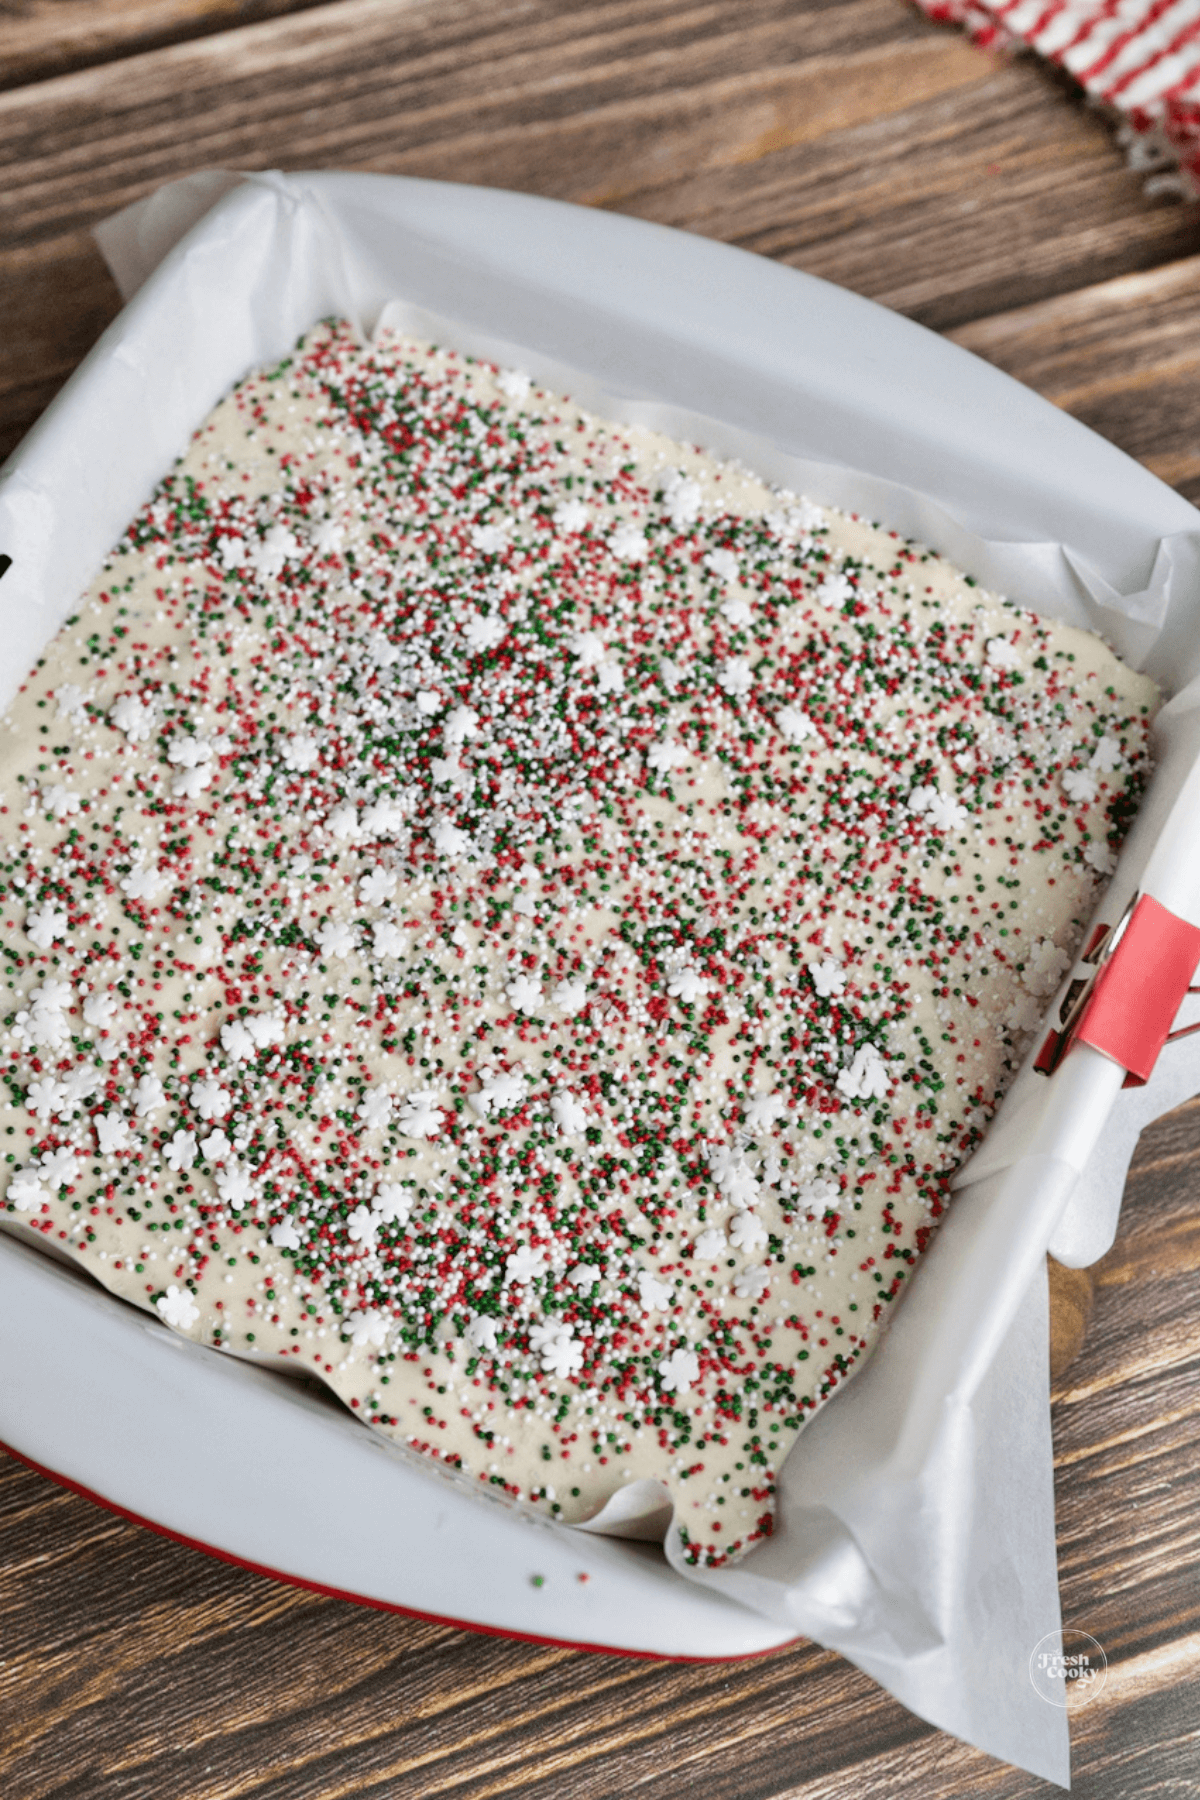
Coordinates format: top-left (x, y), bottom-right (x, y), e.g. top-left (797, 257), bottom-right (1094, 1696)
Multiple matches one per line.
top-left (914, 0), bottom-right (1200, 192)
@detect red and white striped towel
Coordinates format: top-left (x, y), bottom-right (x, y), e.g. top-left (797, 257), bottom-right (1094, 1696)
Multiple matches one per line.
top-left (915, 0), bottom-right (1200, 192)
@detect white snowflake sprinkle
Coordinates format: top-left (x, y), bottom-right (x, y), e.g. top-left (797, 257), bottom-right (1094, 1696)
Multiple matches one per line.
top-left (610, 523), bottom-right (649, 563)
top-left (60, 1066), bottom-right (100, 1112)
top-left (471, 520), bottom-right (510, 556)
top-left (156, 1286), bottom-right (199, 1331)
top-left (529, 1320), bottom-right (566, 1357)
top-left (1005, 991), bottom-right (1043, 1032)
top-left (361, 795), bottom-right (413, 836)
top-left (470, 1070), bottom-right (526, 1117)
top-left (281, 733), bottom-right (320, 773)
top-left (357, 1087), bottom-right (393, 1132)
top-left (667, 965), bottom-right (710, 1005)
top-left (316, 919), bottom-right (358, 959)
top-left (359, 866), bottom-right (398, 907)
top-left (465, 1314), bottom-right (499, 1353)
top-left (661, 472), bottom-right (703, 529)
top-left (376, 1181), bottom-right (411, 1226)
top-left (39, 1147), bottom-right (79, 1190)
top-left (550, 1091), bottom-right (588, 1135)
top-left (444, 703), bottom-right (480, 747)
top-left (216, 533), bottom-right (247, 569)
top-left (496, 367), bottom-right (532, 400)
top-left (986, 636), bottom-right (1021, 670)
top-left (637, 1271), bottom-right (674, 1313)
top-left (248, 1012), bottom-right (284, 1050)
top-left (1062, 767), bottom-right (1099, 805)
top-left (109, 694), bottom-right (155, 742)
top-left (133, 1074), bottom-right (166, 1117)
top-left (220, 1020), bottom-right (257, 1062)
top-left (95, 1113), bottom-right (132, 1156)
top-left (744, 1090), bottom-right (786, 1133)
top-left (541, 1330), bottom-right (584, 1378)
top-left (777, 705), bottom-right (816, 745)
top-left (705, 548), bottom-right (740, 584)
top-left (719, 1162), bottom-right (761, 1209)
top-left (310, 516), bottom-right (345, 557)
top-left (836, 1043), bottom-right (891, 1103)
top-left (908, 785), bottom-right (967, 832)
top-left (658, 1347), bottom-right (700, 1394)
top-left (82, 989), bottom-right (118, 1029)
top-left (7, 1167), bottom-right (49, 1212)
top-left (568, 630), bottom-right (606, 667)
top-left (54, 684), bottom-right (86, 720)
top-left (553, 498), bottom-right (590, 533)
top-left (121, 864), bottom-right (167, 902)
top-left (647, 739), bottom-right (689, 775)
top-left (717, 657), bottom-right (753, 698)
top-left (167, 735), bottom-right (213, 769)
top-left (26, 1078), bottom-right (63, 1121)
top-left (372, 920), bottom-right (408, 958)
top-left (343, 1309), bottom-right (389, 1348)
top-left (729, 1212), bottom-right (768, 1255)
top-left (1023, 939), bottom-right (1072, 997)
top-left (796, 1178), bottom-right (841, 1213)
top-left (25, 905), bottom-right (68, 950)
top-left (45, 785), bottom-right (81, 818)
top-left (733, 1263), bottom-right (771, 1300)
top-left (505, 1245), bottom-right (548, 1285)
top-left (720, 592), bottom-right (753, 628)
top-left (396, 1090), bottom-right (444, 1139)
top-left (506, 973), bottom-right (543, 1015)
top-left (551, 977), bottom-right (589, 1015)
top-left (809, 957), bottom-right (845, 999)
top-left (216, 1163), bottom-right (255, 1212)
top-left (817, 571), bottom-right (853, 610)
top-left (463, 611), bottom-right (506, 653)
top-left (432, 819), bottom-right (472, 860)
top-left (346, 1205), bottom-right (382, 1249)
top-left (191, 1079), bottom-right (232, 1121)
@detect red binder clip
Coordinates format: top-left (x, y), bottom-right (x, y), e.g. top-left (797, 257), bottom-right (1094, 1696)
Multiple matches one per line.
top-left (1034, 893), bottom-right (1200, 1087)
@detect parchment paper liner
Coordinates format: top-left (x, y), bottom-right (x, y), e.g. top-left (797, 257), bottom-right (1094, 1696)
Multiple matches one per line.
top-left (5, 169), bottom-right (1200, 1784)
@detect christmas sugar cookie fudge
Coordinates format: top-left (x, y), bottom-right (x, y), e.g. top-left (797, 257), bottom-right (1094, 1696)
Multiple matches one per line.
top-left (0, 323), bottom-right (1157, 1566)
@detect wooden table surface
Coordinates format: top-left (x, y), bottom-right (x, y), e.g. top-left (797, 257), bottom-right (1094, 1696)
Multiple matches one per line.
top-left (3, 2), bottom-right (1200, 1794)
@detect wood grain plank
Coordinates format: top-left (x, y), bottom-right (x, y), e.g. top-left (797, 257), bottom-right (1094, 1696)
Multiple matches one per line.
top-left (0, 0), bottom-right (987, 243)
top-left (0, 230), bottom-right (123, 468)
top-left (3, 0), bottom-right (1200, 473)
top-left (0, 0), bottom-right (334, 92)
top-left (949, 257), bottom-right (1200, 507)
top-left (0, 0), bottom-right (1196, 320)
